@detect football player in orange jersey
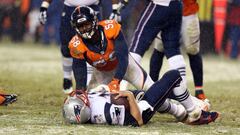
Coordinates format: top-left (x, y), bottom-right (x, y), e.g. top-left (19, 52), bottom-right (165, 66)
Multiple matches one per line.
top-left (68, 6), bottom-right (154, 93)
top-left (149, 0), bottom-right (208, 101)
top-left (0, 92), bottom-right (17, 106)
top-left (68, 6), bottom-right (219, 125)
top-left (39, 0), bottom-right (129, 95)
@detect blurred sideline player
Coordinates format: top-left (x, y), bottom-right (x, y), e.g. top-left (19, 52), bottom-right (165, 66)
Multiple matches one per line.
top-left (128, 0), bottom-right (212, 123)
top-left (68, 6), bottom-right (217, 124)
top-left (149, 0), bottom-right (207, 100)
top-left (39, 0), bottom-right (127, 94)
top-left (62, 70), bottom-right (219, 126)
top-left (0, 92), bottom-right (17, 106)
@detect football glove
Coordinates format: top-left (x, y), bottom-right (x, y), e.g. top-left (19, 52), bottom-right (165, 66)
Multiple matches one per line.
top-left (109, 0), bottom-right (128, 23)
top-left (108, 78), bottom-right (120, 92)
top-left (39, 1), bottom-right (49, 25)
top-left (69, 89), bottom-right (90, 107)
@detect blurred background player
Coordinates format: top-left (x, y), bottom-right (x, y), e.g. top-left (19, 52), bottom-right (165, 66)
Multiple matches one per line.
top-left (0, 0), bottom-right (27, 42)
top-left (227, 0), bottom-right (240, 59)
top-left (0, 92), bottom-right (17, 106)
top-left (149, 0), bottom-right (208, 100)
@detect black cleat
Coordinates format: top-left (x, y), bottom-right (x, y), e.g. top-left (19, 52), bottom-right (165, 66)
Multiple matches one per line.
top-left (63, 78), bottom-right (73, 94)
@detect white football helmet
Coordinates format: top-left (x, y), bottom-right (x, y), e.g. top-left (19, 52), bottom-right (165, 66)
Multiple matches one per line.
top-left (63, 96), bottom-right (91, 124)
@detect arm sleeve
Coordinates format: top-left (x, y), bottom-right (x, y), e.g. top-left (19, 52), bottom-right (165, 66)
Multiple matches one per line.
top-left (113, 30), bottom-right (129, 80)
top-left (72, 58), bottom-right (87, 90)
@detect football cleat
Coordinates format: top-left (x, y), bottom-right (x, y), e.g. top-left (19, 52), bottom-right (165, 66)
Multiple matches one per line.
top-left (188, 110), bottom-right (219, 125)
top-left (63, 78), bottom-right (73, 94)
top-left (191, 96), bottom-right (211, 111)
top-left (0, 94), bottom-right (17, 106)
top-left (195, 89), bottom-right (207, 100)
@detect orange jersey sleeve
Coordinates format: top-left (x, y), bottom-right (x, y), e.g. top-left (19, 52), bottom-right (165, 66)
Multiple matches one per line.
top-left (98, 20), bottom-right (121, 40)
top-left (183, 0), bottom-right (199, 16)
top-left (68, 35), bottom-right (87, 59)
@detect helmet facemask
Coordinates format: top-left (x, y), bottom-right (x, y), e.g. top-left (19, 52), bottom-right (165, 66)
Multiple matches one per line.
top-left (75, 19), bottom-right (97, 39)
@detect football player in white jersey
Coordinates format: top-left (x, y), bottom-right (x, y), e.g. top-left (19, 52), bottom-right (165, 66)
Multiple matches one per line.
top-left (149, 0), bottom-right (208, 101)
top-left (38, 0), bottom-right (127, 94)
top-left (63, 70), bottom-right (219, 126)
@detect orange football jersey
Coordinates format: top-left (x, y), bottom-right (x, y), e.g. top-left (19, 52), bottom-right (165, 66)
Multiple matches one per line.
top-left (68, 20), bottom-right (121, 71)
top-left (183, 0), bottom-right (199, 16)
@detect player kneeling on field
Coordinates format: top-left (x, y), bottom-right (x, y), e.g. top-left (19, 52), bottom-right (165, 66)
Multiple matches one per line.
top-left (63, 70), bottom-right (219, 126)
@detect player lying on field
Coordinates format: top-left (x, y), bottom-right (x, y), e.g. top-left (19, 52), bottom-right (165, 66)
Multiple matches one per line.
top-left (0, 92), bottom-right (17, 106)
top-left (63, 70), bottom-right (219, 126)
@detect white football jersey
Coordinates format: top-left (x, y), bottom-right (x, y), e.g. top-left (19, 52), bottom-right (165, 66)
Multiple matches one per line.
top-left (64, 0), bottom-right (99, 7)
top-left (88, 92), bottom-right (126, 125)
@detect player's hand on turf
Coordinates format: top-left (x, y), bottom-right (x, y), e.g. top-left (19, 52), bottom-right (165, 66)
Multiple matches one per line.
top-left (39, 7), bottom-right (48, 25)
top-left (108, 78), bottom-right (120, 92)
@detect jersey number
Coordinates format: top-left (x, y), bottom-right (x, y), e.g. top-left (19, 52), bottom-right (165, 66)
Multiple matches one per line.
top-left (104, 20), bottom-right (114, 30)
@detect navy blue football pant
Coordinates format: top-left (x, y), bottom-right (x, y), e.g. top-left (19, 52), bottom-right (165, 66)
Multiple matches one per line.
top-left (140, 70), bottom-right (182, 124)
top-left (129, 1), bottom-right (182, 59)
top-left (60, 5), bottom-right (100, 58)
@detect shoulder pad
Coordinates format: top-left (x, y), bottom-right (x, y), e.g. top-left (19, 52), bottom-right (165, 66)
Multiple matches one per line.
top-left (98, 20), bottom-right (121, 39)
top-left (68, 35), bottom-right (86, 59)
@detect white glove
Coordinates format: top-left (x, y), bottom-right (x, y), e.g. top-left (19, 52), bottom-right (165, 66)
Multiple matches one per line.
top-left (39, 1), bottom-right (49, 25)
top-left (109, 0), bottom-right (128, 23)
top-left (109, 11), bottom-right (121, 23)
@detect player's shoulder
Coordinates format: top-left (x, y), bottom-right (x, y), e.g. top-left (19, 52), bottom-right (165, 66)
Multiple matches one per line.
top-left (98, 20), bottom-right (121, 39)
top-left (68, 35), bottom-right (87, 58)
